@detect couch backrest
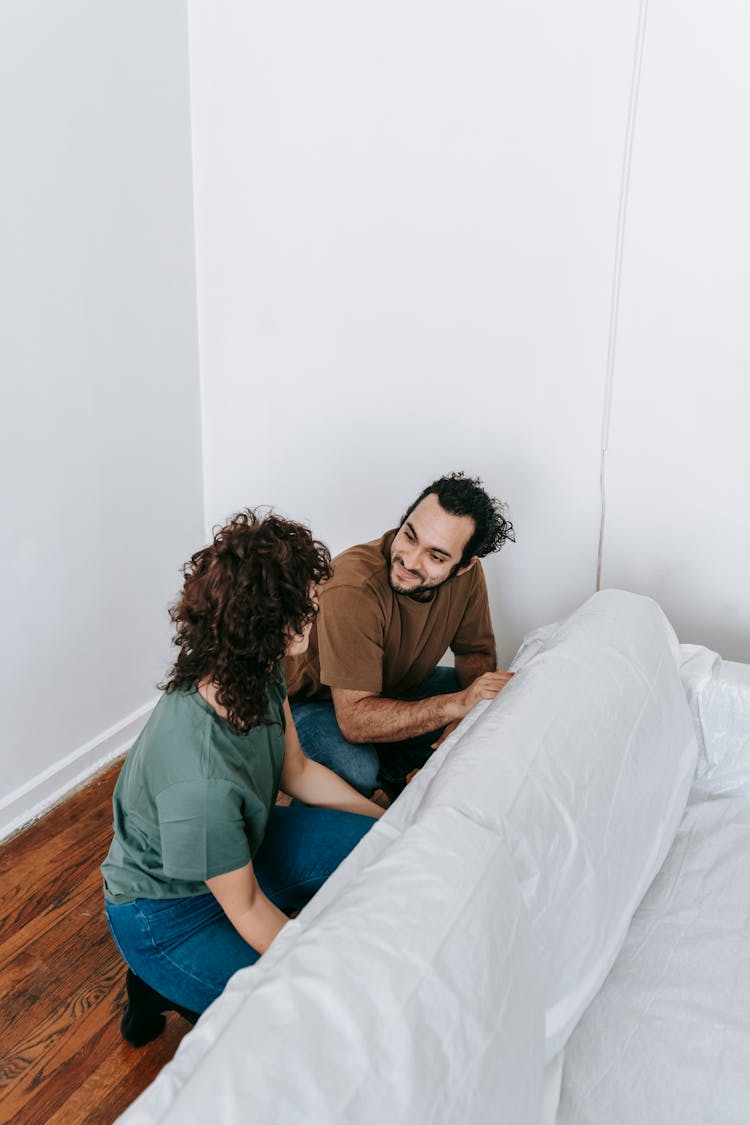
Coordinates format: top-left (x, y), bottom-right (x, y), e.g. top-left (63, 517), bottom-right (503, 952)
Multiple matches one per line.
top-left (419, 589), bottom-right (698, 1059)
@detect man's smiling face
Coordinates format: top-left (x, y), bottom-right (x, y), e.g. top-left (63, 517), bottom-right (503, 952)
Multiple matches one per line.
top-left (389, 493), bottom-right (476, 599)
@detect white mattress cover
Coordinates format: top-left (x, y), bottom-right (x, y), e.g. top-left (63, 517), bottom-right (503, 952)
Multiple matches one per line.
top-left (558, 653), bottom-right (750, 1125)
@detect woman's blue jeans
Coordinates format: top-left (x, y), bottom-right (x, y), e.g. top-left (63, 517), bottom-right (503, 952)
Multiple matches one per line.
top-left (105, 805), bottom-right (374, 1014)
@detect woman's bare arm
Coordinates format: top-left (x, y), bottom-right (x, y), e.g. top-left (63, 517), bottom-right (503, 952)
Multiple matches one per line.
top-left (280, 700), bottom-right (384, 818)
top-left (205, 861), bottom-right (288, 954)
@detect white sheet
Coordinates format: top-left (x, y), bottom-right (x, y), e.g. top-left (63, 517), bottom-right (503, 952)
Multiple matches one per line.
top-left (115, 594), bottom-right (742, 1125)
top-left (680, 647), bottom-right (750, 797)
top-left (558, 793), bottom-right (750, 1125)
top-left (421, 590), bottom-right (697, 1060)
top-left (117, 804), bottom-right (543, 1125)
top-left (558, 650), bottom-right (750, 1125)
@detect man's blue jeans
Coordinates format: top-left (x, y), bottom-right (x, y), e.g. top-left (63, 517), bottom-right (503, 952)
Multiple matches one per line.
top-left (291, 665), bottom-right (460, 796)
top-left (105, 805), bottom-right (374, 1014)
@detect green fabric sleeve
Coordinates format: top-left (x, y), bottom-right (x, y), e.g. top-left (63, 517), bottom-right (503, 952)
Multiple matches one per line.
top-left (156, 779), bottom-right (255, 882)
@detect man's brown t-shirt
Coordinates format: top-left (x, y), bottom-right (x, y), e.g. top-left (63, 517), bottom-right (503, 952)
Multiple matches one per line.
top-left (284, 530), bottom-right (495, 700)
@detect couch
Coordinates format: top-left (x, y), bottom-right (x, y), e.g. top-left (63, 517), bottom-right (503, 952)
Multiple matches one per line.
top-left (117, 589), bottom-right (750, 1125)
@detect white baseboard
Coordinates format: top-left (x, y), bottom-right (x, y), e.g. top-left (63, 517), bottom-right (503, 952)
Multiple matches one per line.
top-left (0, 698), bottom-right (158, 842)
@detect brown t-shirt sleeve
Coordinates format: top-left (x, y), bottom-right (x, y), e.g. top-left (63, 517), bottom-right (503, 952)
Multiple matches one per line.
top-left (316, 583), bottom-right (386, 694)
top-left (450, 565), bottom-right (496, 659)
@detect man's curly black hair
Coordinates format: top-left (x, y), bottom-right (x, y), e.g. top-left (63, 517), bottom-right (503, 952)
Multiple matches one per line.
top-left (161, 509), bottom-right (332, 731)
top-left (401, 471), bottom-right (515, 568)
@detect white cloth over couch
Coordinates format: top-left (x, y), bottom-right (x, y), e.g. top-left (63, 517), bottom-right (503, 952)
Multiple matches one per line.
top-left (117, 590), bottom-right (749, 1125)
top-left (558, 655), bottom-right (750, 1125)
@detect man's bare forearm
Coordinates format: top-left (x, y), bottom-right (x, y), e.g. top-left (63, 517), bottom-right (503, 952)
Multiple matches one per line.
top-left (454, 650), bottom-right (496, 689)
top-left (337, 692), bottom-right (463, 744)
top-left (333, 669), bottom-right (512, 745)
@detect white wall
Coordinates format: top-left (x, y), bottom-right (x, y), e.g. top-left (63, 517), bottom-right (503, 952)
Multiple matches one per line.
top-left (0, 2), bottom-right (204, 836)
top-left (188, 0), bottom-right (641, 663)
top-left (601, 0), bottom-right (750, 661)
top-left (190, 0), bottom-right (750, 665)
top-left (4, 2), bottom-right (745, 836)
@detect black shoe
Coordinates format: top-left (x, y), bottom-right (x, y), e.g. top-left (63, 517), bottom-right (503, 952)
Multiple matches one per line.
top-left (120, 968), bottom-right (199, 1047)
top-left (377, 772), bottom-right (408, 804)
top-left (376, 745), bottom-right (420, 804)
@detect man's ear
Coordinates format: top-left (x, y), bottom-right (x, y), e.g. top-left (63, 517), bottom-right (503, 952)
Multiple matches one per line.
top-left (455, 556), bottom-right (479, 577)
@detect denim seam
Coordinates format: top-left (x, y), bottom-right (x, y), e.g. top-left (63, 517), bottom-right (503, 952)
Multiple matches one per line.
top-left (104, 906), bottom-right (130, 964)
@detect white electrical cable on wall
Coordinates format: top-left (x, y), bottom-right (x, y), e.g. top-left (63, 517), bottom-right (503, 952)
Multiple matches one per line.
top-left (596, 0), bottom-right (649, 591)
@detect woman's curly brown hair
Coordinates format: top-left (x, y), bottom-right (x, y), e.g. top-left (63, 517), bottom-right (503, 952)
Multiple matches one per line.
top-left (161, 510), bottom-right (332, 731)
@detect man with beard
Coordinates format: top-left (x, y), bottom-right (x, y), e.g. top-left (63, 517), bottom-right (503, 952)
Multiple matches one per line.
top-left (283, 472), bottom-right (515, 802)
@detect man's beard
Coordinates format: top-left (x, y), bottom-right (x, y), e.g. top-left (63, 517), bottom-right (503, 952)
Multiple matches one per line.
top-left (388, 555), bottom-right (457, 600)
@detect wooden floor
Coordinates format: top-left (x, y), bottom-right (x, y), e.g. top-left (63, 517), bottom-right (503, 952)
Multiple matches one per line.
top-left (0, 761), bottom-right (191, 1125)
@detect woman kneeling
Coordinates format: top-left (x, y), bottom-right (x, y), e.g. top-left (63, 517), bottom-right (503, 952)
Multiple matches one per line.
top-left (102, 510), bottom-right (382, 1043)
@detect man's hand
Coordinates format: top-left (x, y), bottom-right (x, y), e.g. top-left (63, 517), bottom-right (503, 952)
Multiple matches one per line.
top-left (459, 669), bottom-right (514, 710)
top-left (432, 670), bottom-right (514, 748)
top-left (435, 670), bottom-right (514, 745)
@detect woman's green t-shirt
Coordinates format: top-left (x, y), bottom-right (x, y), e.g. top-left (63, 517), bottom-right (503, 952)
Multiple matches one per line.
top-left (102, 669), bottom-right (287, 904)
